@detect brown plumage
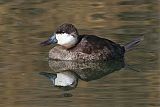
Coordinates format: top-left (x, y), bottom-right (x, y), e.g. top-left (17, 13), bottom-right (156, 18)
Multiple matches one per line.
top-left (49, 35), bottom-right (125, 61)
top-left (41, 23), bottom-right (142, 61)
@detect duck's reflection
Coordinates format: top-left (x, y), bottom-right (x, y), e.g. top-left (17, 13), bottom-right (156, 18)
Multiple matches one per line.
top-left (40, 71), bottom-right (78, 91)
top-left (40, 58), bottom-right (125, 91)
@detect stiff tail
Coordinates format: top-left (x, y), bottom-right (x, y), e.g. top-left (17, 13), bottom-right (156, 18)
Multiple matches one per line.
top-left (124, 36), bottom-right (144, 52)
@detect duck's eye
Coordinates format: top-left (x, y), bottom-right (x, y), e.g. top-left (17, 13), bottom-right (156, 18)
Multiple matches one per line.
top-left (56, 30), bottom-right (65, 34)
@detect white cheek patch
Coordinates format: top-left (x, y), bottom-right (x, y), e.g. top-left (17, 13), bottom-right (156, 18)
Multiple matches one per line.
top-left (55, 73), bottom-right (75, 86)
top-left (56, 33), bottom-right (77, 47)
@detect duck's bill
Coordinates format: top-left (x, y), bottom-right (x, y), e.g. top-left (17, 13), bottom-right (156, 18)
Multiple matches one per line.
top-left (39, 72), bottom-right (57, 80)
top-left (40, 34), bottom-right (58, 46)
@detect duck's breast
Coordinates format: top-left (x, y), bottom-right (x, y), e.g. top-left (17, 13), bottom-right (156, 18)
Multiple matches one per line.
top-left (49, 35), bottom-right (125, 61)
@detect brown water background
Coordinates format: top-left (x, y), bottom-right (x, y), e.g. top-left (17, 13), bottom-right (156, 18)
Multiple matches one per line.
top-left (0, 0), bottom-right (159, 107)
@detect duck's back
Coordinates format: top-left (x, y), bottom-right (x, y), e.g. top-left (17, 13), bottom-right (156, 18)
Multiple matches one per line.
top-left (49, 35), bottom-right (125, 61)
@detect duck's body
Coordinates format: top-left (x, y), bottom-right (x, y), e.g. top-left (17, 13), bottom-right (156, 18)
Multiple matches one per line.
top-left (41, 23), bottom-right (142, 61)
top-left (49, 35), bottom-right (125, 61)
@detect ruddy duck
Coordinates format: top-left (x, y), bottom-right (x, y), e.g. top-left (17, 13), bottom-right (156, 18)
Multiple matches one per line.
top-left (41, 23), bottom-right (142, 61)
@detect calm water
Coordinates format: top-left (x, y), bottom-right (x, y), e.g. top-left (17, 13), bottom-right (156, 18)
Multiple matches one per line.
top-left (0, 0), bottom-right (159, 107)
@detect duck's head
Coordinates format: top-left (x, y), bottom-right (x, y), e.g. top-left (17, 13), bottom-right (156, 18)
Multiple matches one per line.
top-left (41, 23), bottom-right (79, 49)
top-left (39, 71), bottom-right (78, 91)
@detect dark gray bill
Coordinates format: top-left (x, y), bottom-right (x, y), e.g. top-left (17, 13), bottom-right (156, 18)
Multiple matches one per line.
top-left (40, 34), bottom-right (58, 46)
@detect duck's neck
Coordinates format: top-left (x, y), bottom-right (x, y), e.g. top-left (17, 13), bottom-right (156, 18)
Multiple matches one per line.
top-left (65, 35), bottom-right (84, 50)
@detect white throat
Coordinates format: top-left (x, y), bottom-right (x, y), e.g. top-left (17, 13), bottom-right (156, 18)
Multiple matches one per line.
top-left (56, 33), bottom-right (78, 48)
